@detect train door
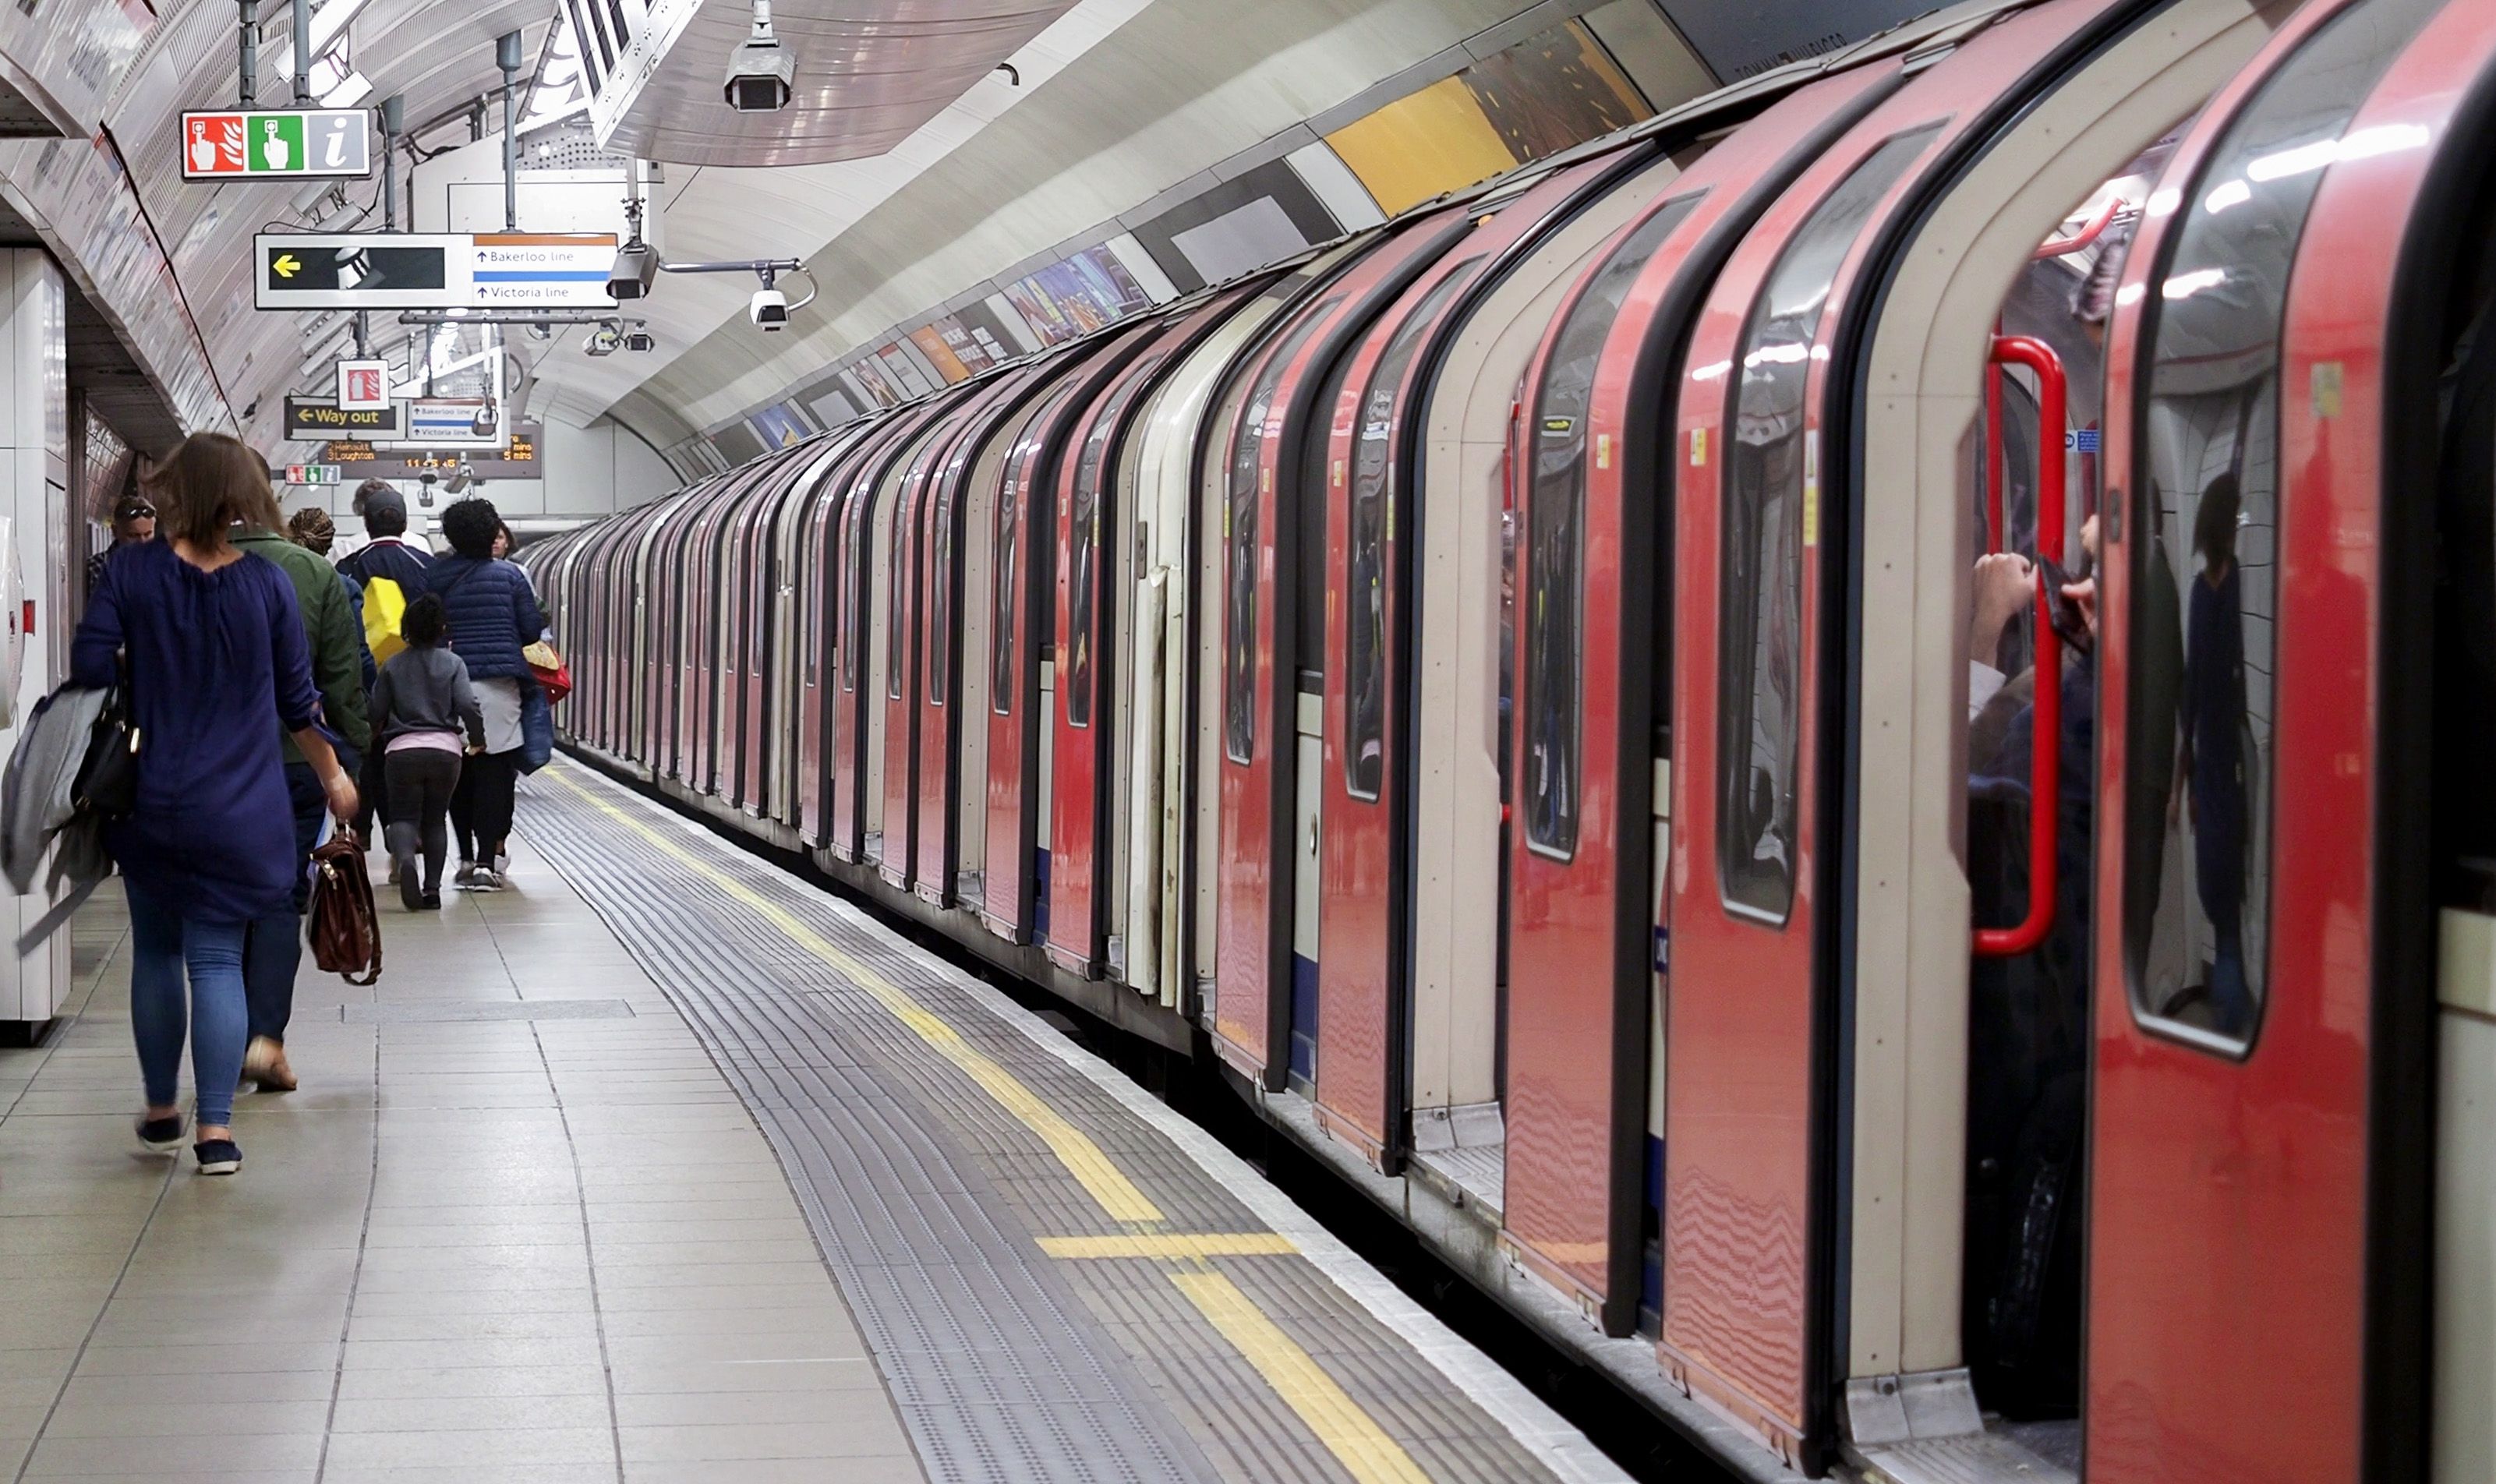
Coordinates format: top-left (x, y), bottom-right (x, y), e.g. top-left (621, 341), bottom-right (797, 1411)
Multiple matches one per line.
top-left (741, 459), bottom-right (811, 815)
top-left (724, 473), bottom-right (783, 807)
top-left (1308, 155), bottom-right (1636, 1173)
top-left (1114, 267), bottom-right (1316, 1009)
top-left (831, 418), bottom-right (932, 860)
top-left (767, 449), bottom-right (839, 825)
top-left (956, 387), bottom-right (1054, 910)
top-left (1051, 325), bottom-right (1186, 977)
top-left (1659, 2), bottom-right (2187, 1464)
top-left (1183, 257), bottom-right (1365, 1023)
top-left (798, 429), bottom-right (882, 844)
top-left (864, 432), bottom-right (927, 865)
top-left (1499, 73), bottom-right (1895, 1342)
top-left (1214, 216), bottom-right (1471, 1090)
top-left (984, 377), bottom-right (1089, 942)
top-left (882, 421), bottom-right (965, 885)
top-left (628, 496), bottom-right (676, 765)
top-left (919, 374), bottom-right (1043, 906)
top-left (2086, 0), bottom-right (2482, 1477)
top-left (1396, 153), bottom-right (1685, 1235)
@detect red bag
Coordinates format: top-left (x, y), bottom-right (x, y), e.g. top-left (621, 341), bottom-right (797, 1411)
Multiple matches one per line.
top-left (524, 641), bottom-right (572, 706)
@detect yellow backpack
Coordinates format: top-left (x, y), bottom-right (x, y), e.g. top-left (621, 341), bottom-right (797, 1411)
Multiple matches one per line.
top-left (362, 574), bottom-right (408, 663)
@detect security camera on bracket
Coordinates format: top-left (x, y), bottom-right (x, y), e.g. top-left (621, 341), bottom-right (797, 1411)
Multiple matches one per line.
top-left (750, 267), bottom-right (788, 331)
top-left (653, 256), bottom-right (816, 334)
top-left (724, 0), bottom-right (795, 111)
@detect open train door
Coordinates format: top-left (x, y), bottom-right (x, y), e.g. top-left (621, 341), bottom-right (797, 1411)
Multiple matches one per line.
top-left (2088, 0), bottom-right (2491, 1479)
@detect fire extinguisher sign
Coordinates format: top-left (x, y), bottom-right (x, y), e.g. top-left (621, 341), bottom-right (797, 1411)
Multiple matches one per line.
top-left (179, 110), bottom-right (373, 181)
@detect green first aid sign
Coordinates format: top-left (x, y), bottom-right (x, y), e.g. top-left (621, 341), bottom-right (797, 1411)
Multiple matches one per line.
top-left (181, 110), bottom-right (372, 180)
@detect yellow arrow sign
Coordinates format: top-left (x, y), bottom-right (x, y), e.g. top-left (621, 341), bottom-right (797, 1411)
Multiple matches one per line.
top-left (271, 253), bottom-right (300, 279)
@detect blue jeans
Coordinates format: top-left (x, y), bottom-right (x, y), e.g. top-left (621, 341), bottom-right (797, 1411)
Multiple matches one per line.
top-left (126, 882), bottom-right (249, 1130)
top-left (243, 756), bottom-right (341, 1044)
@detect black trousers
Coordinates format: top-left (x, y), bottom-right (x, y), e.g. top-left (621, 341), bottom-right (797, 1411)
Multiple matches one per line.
top-left (384, 749), bottom-right (462, 891)
top-left (450, 749), bottom-right (518, 863)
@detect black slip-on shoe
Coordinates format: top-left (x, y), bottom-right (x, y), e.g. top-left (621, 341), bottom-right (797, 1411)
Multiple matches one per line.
top-left (193, 1140), bottom-right (241, 1176)
top-left (135, 1115), bottom-right (183, 1154)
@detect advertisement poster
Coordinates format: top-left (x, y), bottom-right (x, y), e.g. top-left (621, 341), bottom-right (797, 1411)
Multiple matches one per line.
top-left (1002, 246), bottom-right (1153, 346)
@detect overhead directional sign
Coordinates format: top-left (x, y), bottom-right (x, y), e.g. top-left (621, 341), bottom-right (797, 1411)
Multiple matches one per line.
top-left (285, 397), bottom-right (405, 440)
top-left (256, 233), bottom-right (619, 309)
top-left (182, 110), bottom-right (372, 180)
top-left (396, 398), bottom-right (507, 450)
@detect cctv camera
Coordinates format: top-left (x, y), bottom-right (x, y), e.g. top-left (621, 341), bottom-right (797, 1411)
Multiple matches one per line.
top-left (749, 287), bottom-right (789, 330)
top-left (585, 325), bottom-right (622, 357)
top-left (724, 36), bottom-right (794, 111)
top-left (624, 330), bottom-right (656, 353)
top-left (608, 241), bottom-right (658, 301)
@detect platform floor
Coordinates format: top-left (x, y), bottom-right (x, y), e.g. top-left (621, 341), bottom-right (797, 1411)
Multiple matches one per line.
top-left (0, 758), bottom-right (1621, 1484)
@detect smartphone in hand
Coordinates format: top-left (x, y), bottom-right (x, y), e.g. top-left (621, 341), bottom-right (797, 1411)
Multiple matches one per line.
top-left (2033, 553), bottom-right (2094, 652)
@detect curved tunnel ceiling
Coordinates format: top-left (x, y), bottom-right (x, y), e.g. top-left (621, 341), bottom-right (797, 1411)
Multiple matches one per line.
top-left (37, 0), bottom-right (1815, 458)
top-left (596, 0), bottom-right (1081, 167)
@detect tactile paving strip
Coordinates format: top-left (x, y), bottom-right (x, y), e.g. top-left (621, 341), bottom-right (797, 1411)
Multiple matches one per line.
top-left (516, 765), bottom-right (1571, 1484)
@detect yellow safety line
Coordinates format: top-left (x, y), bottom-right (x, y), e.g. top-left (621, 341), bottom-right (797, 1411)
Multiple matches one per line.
top-left (548, 763), bottom-right (1438, 1484)
top-left (1039, 1232), bottom-right (1299, 1260)
top-left (546, 766), bottom-right (1163, 1224)
top-left (1170, 1270), bottom-right (1434, 1484)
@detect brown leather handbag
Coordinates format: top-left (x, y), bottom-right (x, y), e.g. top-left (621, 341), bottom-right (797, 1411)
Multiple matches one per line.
top-left (307, 828), bottom-right (382, 985)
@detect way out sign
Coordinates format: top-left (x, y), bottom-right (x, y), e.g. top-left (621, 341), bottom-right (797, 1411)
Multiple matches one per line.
top-left (182, 110), bottom-right (371, 180)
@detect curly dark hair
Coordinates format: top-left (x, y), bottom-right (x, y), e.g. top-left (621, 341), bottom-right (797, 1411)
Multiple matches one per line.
top-left (401, 591), bottom-right (448, 648)
top-left (440, 496), bottom-right (501, 559)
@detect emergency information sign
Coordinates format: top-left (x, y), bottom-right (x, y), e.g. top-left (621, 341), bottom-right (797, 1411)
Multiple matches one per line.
top-left (181, 110), bottom-right (372, 180)
top-left (256, 233), bottom-right (619, 309)
top-left (336, 359), bottom-right (391, 411)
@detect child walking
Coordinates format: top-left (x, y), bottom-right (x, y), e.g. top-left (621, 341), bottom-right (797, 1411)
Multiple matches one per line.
top-left (368, 593), bottom-right (486, 910)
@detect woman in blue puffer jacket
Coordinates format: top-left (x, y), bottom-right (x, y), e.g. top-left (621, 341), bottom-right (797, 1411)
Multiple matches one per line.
top-left (422, 497), bottom-right (546, 891)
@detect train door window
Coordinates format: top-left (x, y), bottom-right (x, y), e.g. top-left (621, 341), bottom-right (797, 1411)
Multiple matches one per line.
top-left (1069, 359), bottom-right (1161, 728)
top-left (932, 483), bottom-right (953, 706)
top-left (843, 496), bottom-right (868, 692)
top-left (2123, 0), bottom-right (2436, 1052)
top-left (1524, 196), bottom-right (1702, 857)
top-left (995, 447), bottom-right (1027, 714)
top-left (1716, 128), bottom-right (1936, 922)
top-left (1225, 302), bottom-right (1342, 765)
top-left (1346, 263), bottom-right (1483, 800)
top-left (888, 493), bottom-right (912, 700)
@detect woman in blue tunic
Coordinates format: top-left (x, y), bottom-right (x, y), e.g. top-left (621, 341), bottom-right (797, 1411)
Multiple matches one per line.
top-left (73, 433), bottom-right (359, 1176)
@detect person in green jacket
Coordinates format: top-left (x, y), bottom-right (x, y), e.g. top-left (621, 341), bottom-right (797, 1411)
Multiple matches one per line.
top-left (234, 474), bottom-right (371, 1094)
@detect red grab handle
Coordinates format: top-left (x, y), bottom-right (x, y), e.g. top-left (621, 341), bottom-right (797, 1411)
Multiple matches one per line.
top-left (1975, 334), bottom-right (2066, 959)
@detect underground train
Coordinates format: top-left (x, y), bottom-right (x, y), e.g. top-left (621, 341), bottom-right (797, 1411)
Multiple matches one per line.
top-left (518, 0), bottom-right (2496, 1475)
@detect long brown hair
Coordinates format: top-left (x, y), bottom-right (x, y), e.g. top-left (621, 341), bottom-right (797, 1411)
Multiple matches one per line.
top-left (143, 433), bottom-right (277, 549)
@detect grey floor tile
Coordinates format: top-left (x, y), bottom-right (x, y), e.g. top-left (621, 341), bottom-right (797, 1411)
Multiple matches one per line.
top-left (317, 1425), bottom-right (617, 1469)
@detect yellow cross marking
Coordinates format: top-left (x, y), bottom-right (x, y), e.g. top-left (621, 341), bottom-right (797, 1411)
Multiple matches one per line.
top-left (1039, 1232), bottom-right (1299, 1260)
